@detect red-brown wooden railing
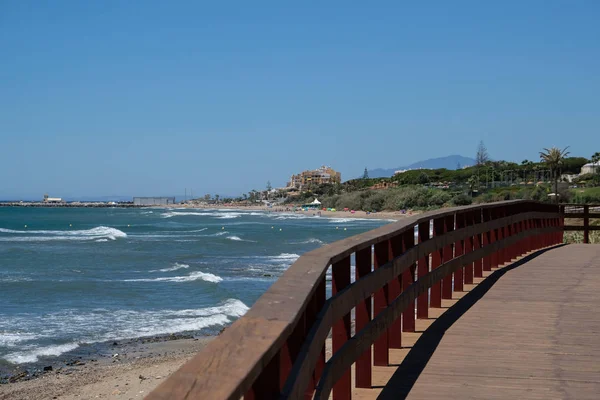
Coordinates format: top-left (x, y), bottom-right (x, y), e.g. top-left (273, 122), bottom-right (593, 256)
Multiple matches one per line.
top-left (560, 204), bottom-right (600, 244)
top-left (147, 200), bottom-right (562, 400)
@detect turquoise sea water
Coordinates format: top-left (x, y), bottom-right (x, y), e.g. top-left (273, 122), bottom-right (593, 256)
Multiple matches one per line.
top-left (0, 207), bottom-right (390, 368)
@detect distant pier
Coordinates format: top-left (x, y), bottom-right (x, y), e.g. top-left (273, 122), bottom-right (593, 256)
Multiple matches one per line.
top-left (0, 201), bottom-right (147, 208)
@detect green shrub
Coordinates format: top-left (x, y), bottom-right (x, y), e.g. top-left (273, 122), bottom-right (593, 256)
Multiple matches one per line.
top-left (451, 193), bottom-right (473, 206)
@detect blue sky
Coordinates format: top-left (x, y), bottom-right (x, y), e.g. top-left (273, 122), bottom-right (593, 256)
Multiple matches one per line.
top-left (1, 1), bottom-right (599, 199)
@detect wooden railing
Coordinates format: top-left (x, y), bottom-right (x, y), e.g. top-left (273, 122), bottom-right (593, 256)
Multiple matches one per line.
top-left (147, 200), bottom-right (562, 400)
top-left (560, 204), bottom-right (600, 244)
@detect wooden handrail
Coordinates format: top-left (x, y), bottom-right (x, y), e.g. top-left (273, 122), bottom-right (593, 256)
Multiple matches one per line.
top-left (147, 200), bottom-right (562, 400)
top-left (560, 204), bottom-right (600, 243)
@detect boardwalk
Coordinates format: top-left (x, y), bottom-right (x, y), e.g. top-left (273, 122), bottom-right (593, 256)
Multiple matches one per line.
top-left (363, 244), bottom-right (600, 400)
top-left (148, 202), bottom-right (577, 400)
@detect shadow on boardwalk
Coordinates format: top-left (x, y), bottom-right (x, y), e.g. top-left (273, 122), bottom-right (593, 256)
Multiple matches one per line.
top-left (377, 245), bottom-right (565, 400)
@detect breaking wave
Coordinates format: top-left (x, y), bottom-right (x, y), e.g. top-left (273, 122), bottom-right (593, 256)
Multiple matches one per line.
top-left (291, 238), bottom-right (325, 245)
top-left (150, 263), bottom-right (190, 273)
top-left (226, 236), bottom-right (256, 242)
top-left (0, 299), bottom-right (248, 364)
top-left (0, 226), bottom-right (127, 242)
top-left (4, 343), bottom-right (80, 364)
top-left (124, 271), bottom-right (223, 283)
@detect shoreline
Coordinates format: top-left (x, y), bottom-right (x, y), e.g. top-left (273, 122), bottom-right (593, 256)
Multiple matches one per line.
top-left (0, 202), bottom-right (419, 221)
top-left (0, 335), bottom-right (214, 400)
top-left (163, 203), bottom-right (419, 221)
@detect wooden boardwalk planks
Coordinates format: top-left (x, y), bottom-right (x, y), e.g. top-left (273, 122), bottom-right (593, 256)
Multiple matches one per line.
top-left (353, 244), bottom-right (600, 400)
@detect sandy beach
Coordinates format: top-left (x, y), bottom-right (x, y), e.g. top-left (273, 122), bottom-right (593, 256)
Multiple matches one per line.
top-left (0, 337), bottom-right (213, 400)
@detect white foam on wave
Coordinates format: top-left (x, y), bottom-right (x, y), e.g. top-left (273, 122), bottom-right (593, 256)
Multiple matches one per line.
top-left (215, 213), bottom-right (242, 219)
top-left (0, 332), bottom-right (40, 348)
top-left (226, 236), bottom-right (256, 242)
top-left (291, 238), bottom-right (325, 245)
top-left (96, 239), bottom-right (109, 242)
top-left (0, 226), bottom-right (127, 242)
top-left (161, 211), bottom-right (206, 218)
top-left (0, 276), bottom-right (33, 282)
top-left (161, 211), bottom-right (242, 219)
top-left (0, 299), bottom-right (249, 364)
top-left (150, 263), bottom-right (190, 273)
top-left (270, 253), bottom-right (301, 261)
top-left (274, 214), bottom-right (309, 220)
top-left (327, 218), bottom-right (356, 223)
top-left (125, 270), bottom-right (222, 283)
top-left (4, 342), bottom-right (80, 364)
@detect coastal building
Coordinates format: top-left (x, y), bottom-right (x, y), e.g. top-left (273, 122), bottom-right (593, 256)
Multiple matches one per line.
top-left (133, 197), bottom-right (176, 206)
top-left (580, 162), bottom-right (600, 175)
top-left (287, 166), bottom-right (341, 189)
top-left (43, 194), bottom-right (63, 203)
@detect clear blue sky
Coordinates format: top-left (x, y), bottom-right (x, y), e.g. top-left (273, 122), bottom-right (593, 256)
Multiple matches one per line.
top-left (1, 1), bottom-right (598, 199)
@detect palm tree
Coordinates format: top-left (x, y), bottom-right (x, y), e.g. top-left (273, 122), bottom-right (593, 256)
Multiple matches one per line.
top-left (539, 146), bottom-right (570, 203)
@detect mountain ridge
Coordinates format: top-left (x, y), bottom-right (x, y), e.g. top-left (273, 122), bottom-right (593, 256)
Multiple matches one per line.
top-left (365, 155), bottom-right (476, 178)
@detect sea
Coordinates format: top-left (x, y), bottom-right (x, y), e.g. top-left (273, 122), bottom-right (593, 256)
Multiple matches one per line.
top-left (0, 207), bottom-right (391, 372)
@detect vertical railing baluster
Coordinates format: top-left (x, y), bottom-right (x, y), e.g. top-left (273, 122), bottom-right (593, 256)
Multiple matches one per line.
top-left (441, 214), bottom-right (454, 300)
top-left (246, 351), bottom-right (280, 399)
top-left (304, 277), bottom-right (326, 399)
top-left (474, 209), bottom-right (483, 278)
top-left (583, 205), bottom-right (589, 244)
top-left (430, 218), bottom-right (444, 308)
top-left (497, 206), bottom-right (506, 266)
top-left (373, 241), bottom-right (389, 365)
top-left (354, 247), bottom-right (372, 389)
top-left (482, 208), bottom-right (492, 272)
top-left (332, 257), bottom-right (351, 400)
top-left (464, 211), bottom-right (474, 285)
top-left (388, 236), bottom-right (403, 349)
top-left (453, 212), bottom-right (465, 292)
top-left (490, 207), bottom-right (499, 269)
top-left (417, 221), bottom-right (430, 319)
top-left (402, 229), bottom-right (416, 332)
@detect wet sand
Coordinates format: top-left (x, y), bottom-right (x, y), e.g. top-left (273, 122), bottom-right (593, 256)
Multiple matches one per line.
top-left (0, 337), bottom-right (213, 400)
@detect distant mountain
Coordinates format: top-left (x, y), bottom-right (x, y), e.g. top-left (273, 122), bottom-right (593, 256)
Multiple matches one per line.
top-left (366, 155), bottom-right (476, 179)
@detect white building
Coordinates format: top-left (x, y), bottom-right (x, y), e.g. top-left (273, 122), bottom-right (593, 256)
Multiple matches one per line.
top-left (43, 194), bottom-right (63, 203)
top-left (581, 162), bottom-right (600, 175)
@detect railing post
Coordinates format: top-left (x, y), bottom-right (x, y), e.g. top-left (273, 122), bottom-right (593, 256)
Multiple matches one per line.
top-left (559, 205), bottom-right (565, 244)
top-left (497, 206), bottom-right (506, 266)
top-left (402, 229), bottom-right (416, 332)
top-left (454, 212), bottom-right (465, 292)
top-left (388, 236), bottom-right (403, 349)
top-left (417, 221), bottom-right (430, 319)
top-left (430, 218), bottom-right (444, 308)
top-left (373, 241), bottom-right (389, 365)
top-left (246, 354), bottom-right (280, 399)
top-left (490, 207), bottom-right (499, 269)
top-left (474, 208), bottom-right (483, 278)
top-left (304, 277), bottom-right (326, 399)
top-left (584, 205), bottom-right (590, 244)
top-left (464, 211), bottom-right (474, 285)
top-left (354, 247), bottom-right (372, 389)
top-left (442, 214), bottom-right (454, 300)
top-left (515, 204), bottom-right (524, 258)
top-left (482, 208), bottom-right (492, 272)
top-left (332, 257), bottom-right (351, 400)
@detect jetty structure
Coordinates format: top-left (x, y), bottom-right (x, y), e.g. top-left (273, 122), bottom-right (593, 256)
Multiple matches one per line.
top-left (43, 194), bottom-right (63, 203)
top-left (148, 200), bottom-right (600, 400)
